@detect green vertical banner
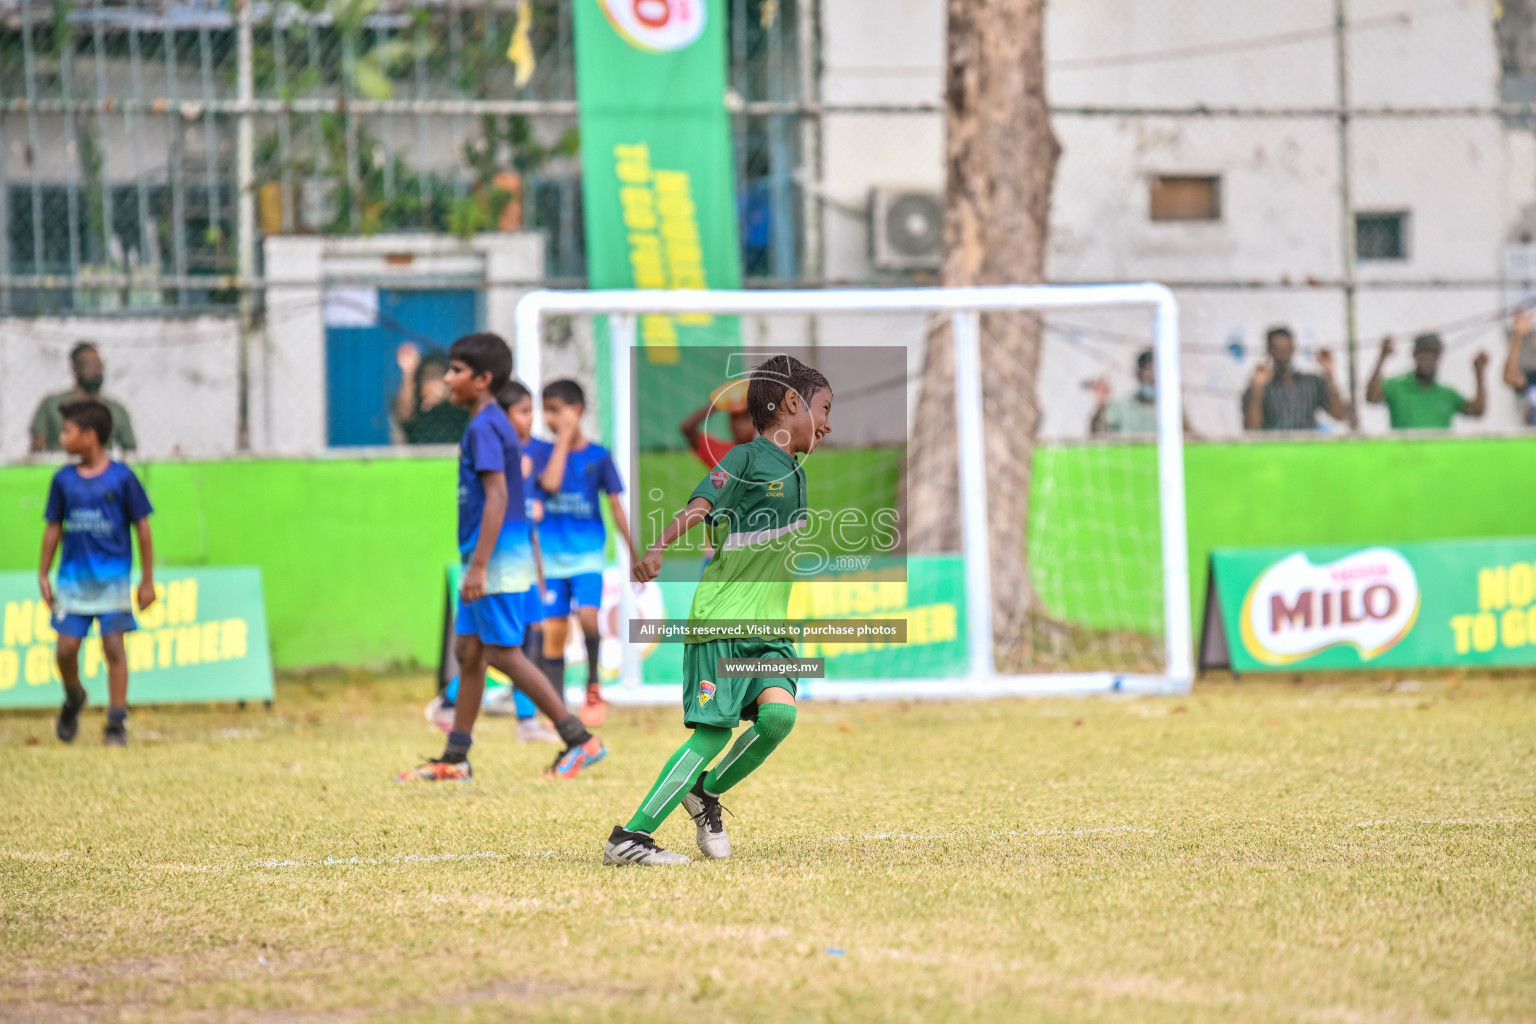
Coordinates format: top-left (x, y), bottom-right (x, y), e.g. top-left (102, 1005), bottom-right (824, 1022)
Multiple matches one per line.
top-left (572, 0), bottom-right (743, 448)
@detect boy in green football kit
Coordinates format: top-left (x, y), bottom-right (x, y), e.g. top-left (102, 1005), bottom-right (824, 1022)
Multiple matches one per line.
top-left (605, 355), bottom-right (833, 866)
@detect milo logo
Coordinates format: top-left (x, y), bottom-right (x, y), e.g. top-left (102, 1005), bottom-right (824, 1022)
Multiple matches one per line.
top-left (1239, 548), bottom-right (1420, 665)
top-left (599, 0), bottom-right (707, 53)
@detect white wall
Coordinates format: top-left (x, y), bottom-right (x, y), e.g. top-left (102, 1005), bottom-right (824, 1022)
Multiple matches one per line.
top-left (258, 231), bottom-right (544, 454)
top-left (0, 316), bottom-right (240, 461)
top-left (815, 0), bottom-right (1528, 436)
top-left (0, 232), bottom-right (545, 464)
top-left (818, 0), bottom-right (947, 282)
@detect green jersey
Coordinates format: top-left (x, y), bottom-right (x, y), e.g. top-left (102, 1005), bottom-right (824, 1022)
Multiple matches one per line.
top-left (1381, 373), bottom-right (1466, 429)
top-left (685, 436), bottom-right (808, 641)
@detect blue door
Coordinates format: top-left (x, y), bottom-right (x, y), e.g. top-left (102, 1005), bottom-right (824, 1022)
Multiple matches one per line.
top-left (325, 289), bottom-right (479, 446)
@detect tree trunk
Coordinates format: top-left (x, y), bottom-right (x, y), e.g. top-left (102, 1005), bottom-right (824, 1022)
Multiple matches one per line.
top-left (905, 0), bottom-right (1059, 663)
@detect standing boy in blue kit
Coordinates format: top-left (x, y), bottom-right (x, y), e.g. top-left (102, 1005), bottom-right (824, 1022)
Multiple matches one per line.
top-left (527, 379), bottom-right (638, 728)
top-left (396, 334), bottom-right (606, 782)
top-left (38, 400), bottom-right (156, 746)
top-left (425, 379), bottom-right (559, 744)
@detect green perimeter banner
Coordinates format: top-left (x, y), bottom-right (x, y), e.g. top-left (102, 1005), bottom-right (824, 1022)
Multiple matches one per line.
top-left (639, 554), bottom-right (968, 683)
top-left (572, 0), bottom-right (743, 445)
top-left (0, 568), bottom-right (275, 709)
top-left (440, 555), bottom-right (968, 687)
top-left (1201, 538), bottom-right (1536, 673)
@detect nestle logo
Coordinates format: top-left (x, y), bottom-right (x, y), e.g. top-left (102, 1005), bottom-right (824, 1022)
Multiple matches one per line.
top-left (1328, 563), bottom-right (1390, 583)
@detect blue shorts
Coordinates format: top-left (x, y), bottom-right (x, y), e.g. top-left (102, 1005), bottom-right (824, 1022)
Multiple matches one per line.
top-left (521, 586), bottom-right (545, 627)
top-left (541, 573), bottom-right (603, 618)
top-left (53, 610), bottom-right (137, 639)
top-left (455, 591), bottom-right (528, 648)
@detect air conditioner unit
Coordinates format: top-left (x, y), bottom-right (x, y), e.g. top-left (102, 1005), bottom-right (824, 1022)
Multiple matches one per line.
top-left (871, 187), bottom-right (943, 270)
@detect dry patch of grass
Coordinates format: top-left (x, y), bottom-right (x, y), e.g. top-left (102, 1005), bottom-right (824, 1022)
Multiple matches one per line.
top-left (2, 673), bottom-right (1534, 1023)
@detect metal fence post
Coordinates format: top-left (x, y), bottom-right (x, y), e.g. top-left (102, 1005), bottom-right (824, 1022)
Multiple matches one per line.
top-left (1334, 0), bottom-right (1360, 429)
top-left (237, 0), bottom-right (257, 450)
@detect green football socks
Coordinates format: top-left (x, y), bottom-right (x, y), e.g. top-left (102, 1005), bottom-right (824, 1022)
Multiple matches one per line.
top-left (625, 725), bottom-right (730, 834)
top-left (703, 703), bottom-right (797, 796)
top-left (624, 704), bottom-right (799, 834)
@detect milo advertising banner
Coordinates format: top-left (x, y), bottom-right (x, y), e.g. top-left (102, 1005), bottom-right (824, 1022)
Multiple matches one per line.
top-left (1201, 539), bottom-right (1536, 672)
top-left (0, 567), bottom-right (274, 709)
top-left (572, 0), bottom-right (743, 447)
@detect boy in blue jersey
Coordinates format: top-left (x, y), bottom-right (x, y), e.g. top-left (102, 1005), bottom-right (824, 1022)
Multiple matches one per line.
top-left (397, 334), bottom-right (606, 783)
top-left (426, 379), bottom-right (559, 743)
top-left (486, 379), bottom-right (560, 740)
top-left (502, 379), bottom-right (553, 709)
top-left (38, 400), bottom-right (155, 746)
top-left (529, 379), bottom-right (637, 728)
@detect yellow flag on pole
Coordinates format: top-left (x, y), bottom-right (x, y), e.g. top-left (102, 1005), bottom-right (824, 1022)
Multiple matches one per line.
top-left (507, 1), bottom-right (535, 88)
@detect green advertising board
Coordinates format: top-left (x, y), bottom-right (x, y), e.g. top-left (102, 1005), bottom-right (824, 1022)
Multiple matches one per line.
top-left (1201, 538), bottom-right (1536, 673)
top-left (0, 567), bottom-right (275, 709)
top-left (572, 0), bottom-right (743, 447)
top-left (439, 555), bottom-right (968, 689)
top-left (628, 555), bottom-right (969, 685)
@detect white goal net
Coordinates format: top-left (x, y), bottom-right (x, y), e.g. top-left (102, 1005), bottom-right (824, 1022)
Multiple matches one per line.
top-left (513, 285), bottom-right (1191, 702)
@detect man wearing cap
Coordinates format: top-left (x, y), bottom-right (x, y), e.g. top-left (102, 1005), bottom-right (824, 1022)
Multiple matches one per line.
top-left (1366, 332), bottom-right (1488, 429)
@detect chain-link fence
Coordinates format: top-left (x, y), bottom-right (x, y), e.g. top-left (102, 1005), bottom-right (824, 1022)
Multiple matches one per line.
top-left (4, 0), bottom-right (1536, 460)
top-left (0, 0), bottom-right (809, 305)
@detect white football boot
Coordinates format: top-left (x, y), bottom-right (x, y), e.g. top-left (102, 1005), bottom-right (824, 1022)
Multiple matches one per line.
top-left (680, 775), bottom-right (732, 860)
top-left (603, 826), bottom-right (691, 866)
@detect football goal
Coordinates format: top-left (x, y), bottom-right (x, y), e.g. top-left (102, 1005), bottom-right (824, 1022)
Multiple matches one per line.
top-left (512, 284), bottom-right (1190, 701)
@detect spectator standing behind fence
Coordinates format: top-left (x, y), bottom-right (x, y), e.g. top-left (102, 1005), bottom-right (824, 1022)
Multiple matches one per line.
top-left (30, 342), bottom-right (137, 454)
top-left (1366, 333), bottom-right (1487, 429)
top-left (394, 343), bottom-right (470, 444)
top-left (1502, 310), bottom-right (1536, 425)
top-left (1090, 349), bottom-right (1159, 435)
top-left (1241, 326), bottom-right (1350, 431)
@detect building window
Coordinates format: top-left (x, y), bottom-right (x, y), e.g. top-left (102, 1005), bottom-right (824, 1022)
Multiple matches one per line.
top-left (1356, 212), bottom-right (1408, 261)
top-left (1149, 176), bottom-right (1221, 222)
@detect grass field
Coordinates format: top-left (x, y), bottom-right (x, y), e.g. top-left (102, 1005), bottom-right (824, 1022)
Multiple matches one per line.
top-left (3, 674), bottom-right (1534, 1023)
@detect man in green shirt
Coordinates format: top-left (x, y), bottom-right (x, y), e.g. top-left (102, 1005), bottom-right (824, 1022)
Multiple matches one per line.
top-left (1366, 333), bottom-right (1487, 430)
top-left (30, 343), bottom-right (137, 454)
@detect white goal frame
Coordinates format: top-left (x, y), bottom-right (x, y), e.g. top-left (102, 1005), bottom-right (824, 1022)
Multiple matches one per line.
top-left (513, 284), bottom-right (1191, 701)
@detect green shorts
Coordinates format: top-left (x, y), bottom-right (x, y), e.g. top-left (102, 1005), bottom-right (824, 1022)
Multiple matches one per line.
top-left (682, 637), bottom-right (798, 729)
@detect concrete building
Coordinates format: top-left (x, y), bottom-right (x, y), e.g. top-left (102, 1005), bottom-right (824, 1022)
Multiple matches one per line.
top-left (3, 0), bottom-right (1533, 454)
top-left (817, 0), bottom-right (1528, 437)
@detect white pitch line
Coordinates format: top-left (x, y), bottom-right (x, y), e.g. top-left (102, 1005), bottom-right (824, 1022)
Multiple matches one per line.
top-left (4, 849), bottom-right (562, 873)
top-left (242, 850), bottom-right (570, 869)
top-left (1351, 816), bottom-right (1530, 828)
top-left (1011, 826), bottom-right (1157, 837)
top-left (825, 826), bottom-right (1158, 842)
top-left (246, 851), bottom-right (506, 869)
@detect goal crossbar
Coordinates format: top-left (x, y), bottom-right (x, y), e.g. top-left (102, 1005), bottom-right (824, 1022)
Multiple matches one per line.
top-left (513, 283), bottom-right (1191, 699)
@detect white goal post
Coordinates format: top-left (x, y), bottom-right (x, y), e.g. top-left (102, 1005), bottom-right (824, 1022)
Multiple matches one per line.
top-left (513, 284), bottom-right (1191, 700)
